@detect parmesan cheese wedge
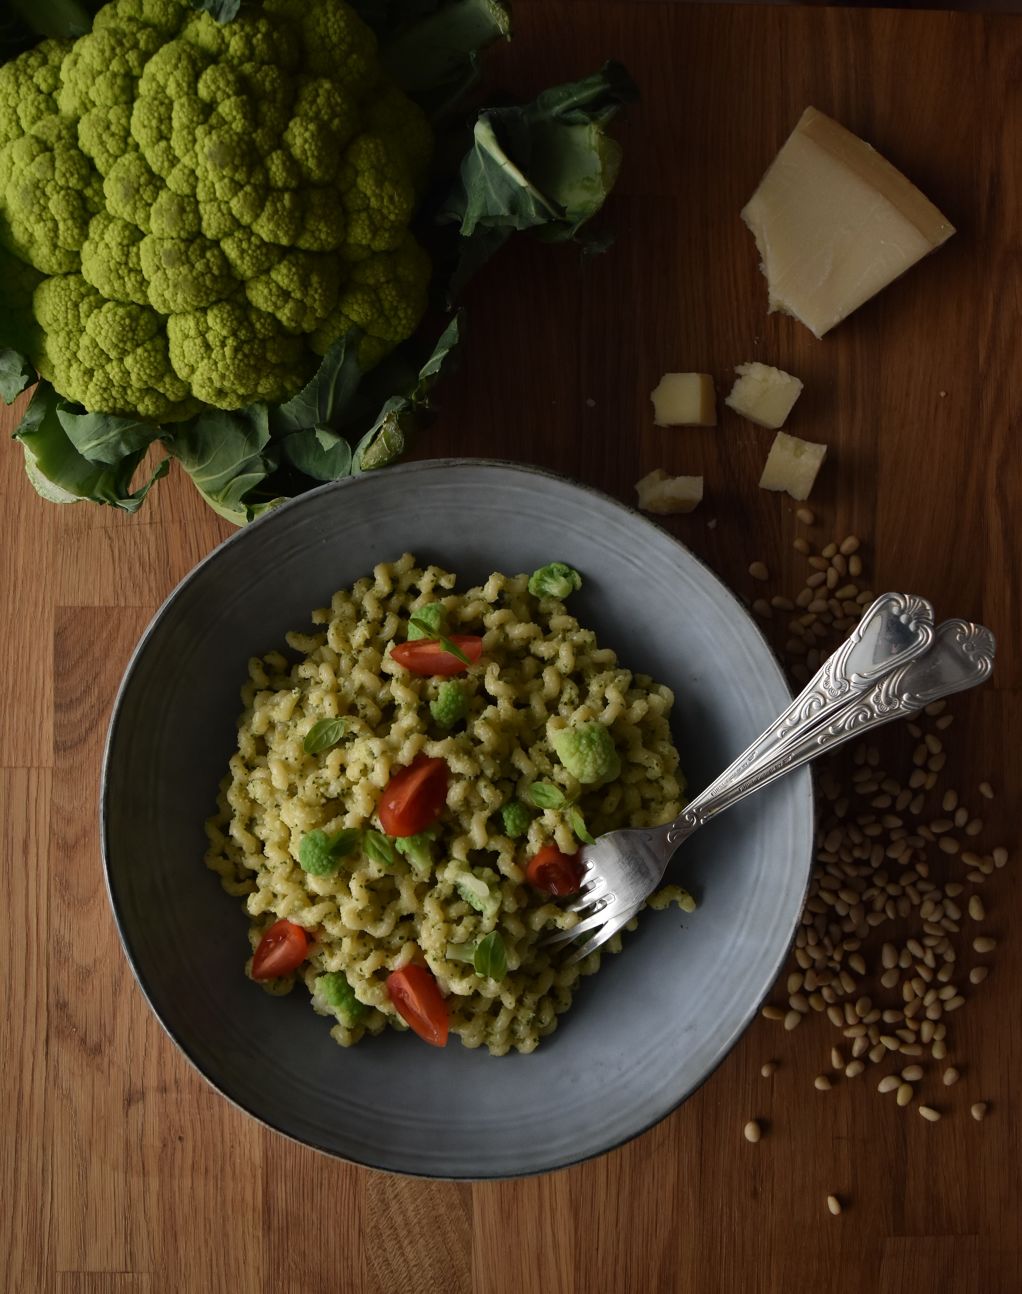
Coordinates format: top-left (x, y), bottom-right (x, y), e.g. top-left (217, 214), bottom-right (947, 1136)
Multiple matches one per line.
top-left (650, 373), bottom-right (716, 426)
top-left (742, 107), bottom-right (955, 338)
top-left (759, 431), bottom-right (827, 501)
top-left (635, 469), bottom-right (703, 514)
top-left (725, 362), bottom-right (803, 429)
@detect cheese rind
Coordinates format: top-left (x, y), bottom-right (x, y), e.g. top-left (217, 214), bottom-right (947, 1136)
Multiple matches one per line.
top-left (742, 107), bottom-right (955, 338)
top-left (635, 468), bottom-right (703, 514)
top-left (651, 372), bottom-right (717, 426)
top-left (725, 362), bottom-right (803, 430)
top-left (759, 431), bottom-right (827, 501)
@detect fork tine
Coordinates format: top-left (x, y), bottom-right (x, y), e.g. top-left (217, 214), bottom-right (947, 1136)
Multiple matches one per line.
top-left (541, 903), bottom-right (614, 948)
top-left (564, 904), bottom-right (639, 965)
top-left (565, 875), bottom-right (609, 914)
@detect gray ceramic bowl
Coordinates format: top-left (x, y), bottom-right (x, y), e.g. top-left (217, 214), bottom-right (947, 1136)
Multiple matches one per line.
top-left (102, 459), bottom-right (812, 1178)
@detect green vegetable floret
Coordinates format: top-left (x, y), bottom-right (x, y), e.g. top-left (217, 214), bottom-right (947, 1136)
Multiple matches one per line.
top-left (298, 826), bottom-right (360, 875)
top-left (552, 722), bottom-right (621, 785)
top-left (430, 680), bottom-right (467, 728)
top-left (0, 0), bottom-right (434, 418)
top-left (314, 971), bottom-right (366, 1026)
top-left (500, 800), bottom-right (532, 839)
top-left (394, 825), bottom-right (439, 876)
top-left (528, 562), bottom-right (583, 599)
top-left (407, 602), bottom-right (447, 639)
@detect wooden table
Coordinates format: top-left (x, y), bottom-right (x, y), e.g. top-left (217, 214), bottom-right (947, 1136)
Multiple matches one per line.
top-left (3, 3), bottom-right (1020, 1290)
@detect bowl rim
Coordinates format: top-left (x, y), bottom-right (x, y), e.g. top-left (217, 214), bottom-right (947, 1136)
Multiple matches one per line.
top-left (100, 456), bottom-right (814, 1179)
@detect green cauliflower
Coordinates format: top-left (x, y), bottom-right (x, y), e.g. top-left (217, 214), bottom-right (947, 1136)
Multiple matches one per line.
top-left (0, 0), bottom-right (432, 419)
top-left (500, 800), bottom-right (531, 839)
top-left (429, 679), bottom-right (467, 728)
top-left (528, 562), bottom-right (583, 599)
top-left (314, 971), bottom-right (366, 1026)
top-left (552, 721), bottom-right (621, 785)
top-left (407, 601), bottom-right (447, 640)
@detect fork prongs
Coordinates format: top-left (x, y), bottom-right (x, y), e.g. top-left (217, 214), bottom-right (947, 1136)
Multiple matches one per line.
top-left (563, 904), bottom-right (640, 965)
top-left (542, 902), bottom-right (615, 948)
top-left (564, 874), bottom-right (609, 915)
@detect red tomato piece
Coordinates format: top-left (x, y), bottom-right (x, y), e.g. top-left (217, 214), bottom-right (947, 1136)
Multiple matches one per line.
top-left (378, 754), bottom-right (449, 837)
top-left (386, 964), bottom-right (449, 1047)
top-left (525, 844), bottom-right (583, 896)
top-left (389, 636), bottom-right (484, 677)
top-left (251, 918), bottom-right (309, 981)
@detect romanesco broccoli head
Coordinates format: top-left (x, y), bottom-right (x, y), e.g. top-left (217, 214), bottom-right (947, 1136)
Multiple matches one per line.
top-left (500, 800), bottom-right (532, 839)
top-left (528, 563), bottom-right (583, 600)
top-left (407, 602), bottom-right (447, 639)
top-left (314, 971), bottom-right (366, 1025)
top-left (0, 0), bottom-right (433, 419)
top-left (430, 680), bottom-right (467, 729)
top-left (551, 722), bottom-right (621, 785)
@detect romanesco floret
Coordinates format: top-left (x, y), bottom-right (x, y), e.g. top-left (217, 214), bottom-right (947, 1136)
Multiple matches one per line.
top-left (528, 563), bottom-right (583, 599)
top-left (0, 0), bottom-right (434, 418)
top-left (314, 971), bottom-right (366, 1025)
top-left (394, 825), bottom-right (439, 876)
top-left (407, 602), bottom-right (447, 639)
top-left (500, 800), bottom-right (532, 839)
top-left (552, 722), bottom-right (621, 785)
top-left (430, 680), bottom-right (467, 729)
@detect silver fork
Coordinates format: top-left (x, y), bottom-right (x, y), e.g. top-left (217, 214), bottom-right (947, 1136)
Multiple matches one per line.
top-left (544, 597), bottom-right (996, 964)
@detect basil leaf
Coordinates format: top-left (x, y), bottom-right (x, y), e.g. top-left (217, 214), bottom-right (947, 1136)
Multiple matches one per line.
top-left (409, 617), bottom-right (472, 666)
top-left (528, 782), bottom-right (566, 810)
top-left (445, 940), bottom-right (478, 964)
top-left (473, 931), bottom-right (507, 981)
top-left (303, 717), bottom-right (347, 755)
top-left (569, 806), bottom-right (596, 845)
top-left (364, 829), bottom-right (396, 868)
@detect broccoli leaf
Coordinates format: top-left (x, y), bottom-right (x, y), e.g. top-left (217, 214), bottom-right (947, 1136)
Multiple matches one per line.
top-left (439, 62), bottom-right (638, 298)
top-left (0, 351), bottom-right (35, 404)
top-left (13, 381), bottom-right (168, 512)
top-left (353, 313), bottom-right (462, 471)
top-left (269, 332), bottom-right (364, 437)
top-left (379, 0), bottom-right (511, 121)
top-left (185, 0), bottom-right (242, 23)
top-left (57, 407), bottom-right (164, 466)
top-left (281, 426), bottom-right (353, 482)
top-left (168, 404), bottom-right (283, 524)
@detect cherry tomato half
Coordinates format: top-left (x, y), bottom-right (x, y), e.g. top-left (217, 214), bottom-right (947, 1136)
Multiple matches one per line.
top-left (389, 636), bottom-right (484, 677)
top-left (378, 754), bottom-right (449, 837)
top-left (386, 963), bottom-right (449, 1047)
top-left (525, 844), bottom-right (583, 896)
top-left (251, 918), bottom-right (309, 981)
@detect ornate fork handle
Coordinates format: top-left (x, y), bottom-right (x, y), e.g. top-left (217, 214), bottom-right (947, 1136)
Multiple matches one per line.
top-left (666, 617), bottom-right (996, 842)
top-left (678, 592), bottom-right (934, 822)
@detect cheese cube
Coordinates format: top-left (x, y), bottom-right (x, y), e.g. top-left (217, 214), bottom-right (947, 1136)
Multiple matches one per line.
top-left (742, 107), bottom-right (954, 338)
top-left (725, 362), bottom-right (803, 429)
top-left (635, 469), bottom-right (703, 514)
top-left (759, 432), bottom-right (827, 501)
top-left (651, 373), bottom-right (716, 426)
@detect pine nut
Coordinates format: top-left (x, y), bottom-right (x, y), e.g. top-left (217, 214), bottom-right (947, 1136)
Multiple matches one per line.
top-left (748, 561), bottom-right (769, 581)
top-left (972, 937), bottom-right (996, 954)
top-left (761, 1060), bottom-right (778, 1077)
top-left (969, 966), bottom-right (988, 985)
top-left (815, 1074), bottom-right (833, 1091)
top-left (762, 1005), bottom-right (785, 1021)
top-left (896, 1083), bottom-right (913, 1106)
top-left (826, 1194), bottom-right (842, 1215)
top-left (784, 1010), bottom-right (802, 1031)
top-left (943, 1067), bottom-right (960, 1086)
top-left (744, 1120), bottom-right (762, 1143)
top-left (901, 1065), bottom-right (923, 1082)
top-left (918, 1105), bottom-right (941, 1122)
top-left (970, 1103), bottom-right (987, 1121)
top-left (978, 781), bottom-right (994, 799)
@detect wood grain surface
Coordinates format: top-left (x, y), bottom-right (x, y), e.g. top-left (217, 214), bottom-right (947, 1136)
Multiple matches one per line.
top-left (2, 3), bottom-right (1020, 1291)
